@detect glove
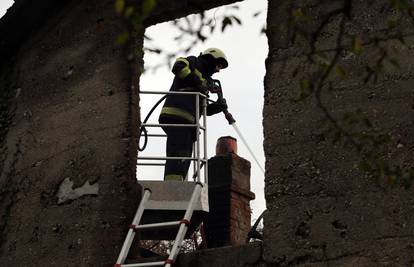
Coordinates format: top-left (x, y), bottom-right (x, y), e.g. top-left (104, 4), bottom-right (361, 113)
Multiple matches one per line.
top-left (208, 84), bottom-right (222, 94)
top-left (205, 79), bottom-right (222, 94)
top-left (198, 79), bottom-right (222, 95)
top-left (217, 98), bottom-right (228, 111)
top-left (206, 98), bottom-right (228, 116)
top-left (197, 80), bottom-right (210, 95)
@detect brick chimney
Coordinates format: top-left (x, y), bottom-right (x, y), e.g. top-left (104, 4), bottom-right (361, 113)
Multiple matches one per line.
top-left (204, 136), bottom-right (255, 248)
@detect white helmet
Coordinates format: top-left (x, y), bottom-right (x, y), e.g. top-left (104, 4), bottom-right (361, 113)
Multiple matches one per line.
top-left (201, 48), bottom-right (228, 68)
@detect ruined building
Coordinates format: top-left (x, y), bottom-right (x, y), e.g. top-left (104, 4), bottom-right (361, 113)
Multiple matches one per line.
top-left (1, 0), bottom-right (414, 266)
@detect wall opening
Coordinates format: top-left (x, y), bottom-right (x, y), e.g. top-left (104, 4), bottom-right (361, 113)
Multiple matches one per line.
top-left (0, 0), bottom-right (13, 17)
top-left (137, 0), bottom-right (267, 244)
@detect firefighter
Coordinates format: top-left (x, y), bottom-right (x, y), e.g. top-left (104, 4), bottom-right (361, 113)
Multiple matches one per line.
top-left (159, 48), bottom-right (229, 181)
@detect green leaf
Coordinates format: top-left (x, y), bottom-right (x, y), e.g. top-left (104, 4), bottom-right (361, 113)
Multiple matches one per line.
top-left (300, 79), bottom-right (310, 91)
top-left (174, 34), bottom-right (183, 41)
top-left (389, 0), bottom-right (397, 8)
top-left (387, 19), bottom-right (398, 28)
top-left (402, 171), bottom-right (413, 189)
top-left (231, 15), bottom-right (242, 25)
top-left (221, 17), bottom-right (233, 32)
top-left (143, 0), bottom-right (157, 15)
top-left (145, 48), bottom-right (161, 54)
top-left (388, 174), bottom-right (398, 185)
top-left (359, 160), bottom-right (372, 172)
top-left (352, 37), bottom-right (363, 55)
top-left (210, 24), bottom-right (216, 34)
top-left (116, 32), bottom-right (130, 45)
top-left (124, 6), bottom-right (135, 18)
top-left (115, 0), bottom-right (125, 14)
top-left (197, 31), bottom-right (206, 42)
top-left (292, 8), bottom-right (304, 19)
top-left (335, 65), bottom-right (346, 78)
top-left (253, 11), bottom-right (262, 17)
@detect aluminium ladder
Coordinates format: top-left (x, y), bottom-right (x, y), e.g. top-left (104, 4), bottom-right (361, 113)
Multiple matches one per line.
top-left (114, 90), bottom-right (209, 267)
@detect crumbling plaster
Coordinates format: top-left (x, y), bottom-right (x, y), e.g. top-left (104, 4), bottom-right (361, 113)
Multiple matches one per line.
top-left (0, 0), bottom-right (241, 266)
top-left (262, 0), bottom-right (414, 266)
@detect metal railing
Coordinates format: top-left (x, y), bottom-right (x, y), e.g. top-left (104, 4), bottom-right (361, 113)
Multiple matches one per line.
top-left (137, 90), bottom-right (208, 184)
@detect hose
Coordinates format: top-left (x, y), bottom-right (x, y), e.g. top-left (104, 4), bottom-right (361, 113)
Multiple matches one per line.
top-left (246, 209), bottom-right (266, 242)
top-left (138, 89), bottom-right (231, 151)
top-left (138, 95), bottom-right (167, 151)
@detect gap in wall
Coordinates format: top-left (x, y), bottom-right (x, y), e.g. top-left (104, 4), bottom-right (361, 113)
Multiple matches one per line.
top-left (137, 0), bottom-right (268, 223)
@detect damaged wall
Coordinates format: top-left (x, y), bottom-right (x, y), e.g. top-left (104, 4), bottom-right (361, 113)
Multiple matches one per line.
top-left (0, 0), bottom-right (240, 266)
top-left (263, 0), bottom-right (414, 266)
top-left (0, 1), bottom-right (142, 266)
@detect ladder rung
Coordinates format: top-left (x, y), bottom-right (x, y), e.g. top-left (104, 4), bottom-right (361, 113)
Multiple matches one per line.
top-left (121, 261), bottom-right (165, 267)
top-left (135, 221), bottom-right (181, 230)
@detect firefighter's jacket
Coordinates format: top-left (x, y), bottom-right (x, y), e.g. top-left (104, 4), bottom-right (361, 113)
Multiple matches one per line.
top-left (160, 55), bottom-right (225, 123)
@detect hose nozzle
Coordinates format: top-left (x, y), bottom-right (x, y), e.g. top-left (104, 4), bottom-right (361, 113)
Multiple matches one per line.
top-left (224, 110), bottom-right (236, 124)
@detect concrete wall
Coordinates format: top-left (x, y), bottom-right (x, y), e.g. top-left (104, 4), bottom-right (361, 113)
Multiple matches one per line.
top-left (0, 0), bottom-right (241, 266)
top-left (0, 1), bottom-right (141, 266)
top-left (262, 0), bottom-right (414, 266)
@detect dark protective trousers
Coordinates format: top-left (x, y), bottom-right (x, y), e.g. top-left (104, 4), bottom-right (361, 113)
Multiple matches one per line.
top-left (159, 115), bottom-right (196, 181)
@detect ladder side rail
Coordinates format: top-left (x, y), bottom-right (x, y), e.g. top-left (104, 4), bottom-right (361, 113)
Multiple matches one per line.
top-left (191, 142), bottom-right (196, 181)
top-left (202, 96), bottom-right (208, 184)
top-left (195, 94), bottom-right (201, 182)
top-left (165, 183), bottom-right (204, 267)
top-left (115, 189), bottom-right (152, 265)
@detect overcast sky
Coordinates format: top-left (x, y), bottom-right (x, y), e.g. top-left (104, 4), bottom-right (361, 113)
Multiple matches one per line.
top-left (0, 0), bottom-right (268, 220)
top-left (0, 0), bottom-right (13, 17)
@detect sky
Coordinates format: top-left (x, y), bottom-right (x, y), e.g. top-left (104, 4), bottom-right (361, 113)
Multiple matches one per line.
top-left (0, 0), bottom-right (268, 220)
top-left (0, 0), bottom-right (13, 17)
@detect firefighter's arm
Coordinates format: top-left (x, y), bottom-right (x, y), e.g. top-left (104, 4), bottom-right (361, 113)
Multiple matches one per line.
top-left (172, 57), bottom-right (208, 93)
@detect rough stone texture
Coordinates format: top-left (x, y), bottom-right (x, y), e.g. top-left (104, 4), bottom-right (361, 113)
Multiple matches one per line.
top-left (0, 0), bottom-right (242, 266)
top-left (263, 0), bottom-right (414, 266)
top-left (0, 1), bottom-right (142, 266)
top-left (176, 242), bottom-right (263, 267)
top-left (0, 0), bottom-right (242, 61)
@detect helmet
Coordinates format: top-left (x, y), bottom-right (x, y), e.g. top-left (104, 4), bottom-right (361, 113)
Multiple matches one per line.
top-left (201, 48), bottom-right (228, 68)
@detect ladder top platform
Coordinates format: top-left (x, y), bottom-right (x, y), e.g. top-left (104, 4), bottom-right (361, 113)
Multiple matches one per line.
top-left (138, 181), bottom-right (209, 212)
top-left (137, 181), bottom-right (209, 240)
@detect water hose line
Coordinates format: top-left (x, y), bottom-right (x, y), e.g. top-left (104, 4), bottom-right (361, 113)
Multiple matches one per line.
top-left (138, 96), bottom-right (220, 152)
top-left (138, 95), bottom-right (167, 151)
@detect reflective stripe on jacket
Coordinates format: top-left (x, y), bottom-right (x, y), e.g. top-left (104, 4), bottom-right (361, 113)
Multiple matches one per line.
top-left (160, 107), bottom-right (195, 123)
top-left (160, 55), bottom-right (210, 122)
top-left (160, 55), bottom-right (224, 122)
